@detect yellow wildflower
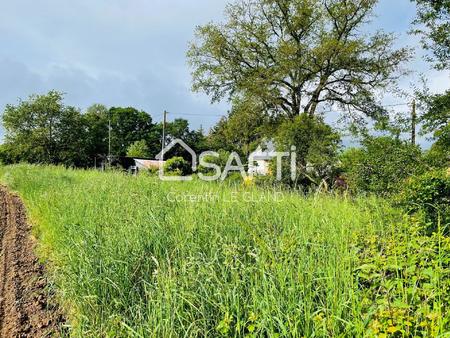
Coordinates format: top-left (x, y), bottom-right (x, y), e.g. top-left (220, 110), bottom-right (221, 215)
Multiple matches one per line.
top-left (427, 313), bottom-right (439, 321)
top-left (387, 326), bottom-right (399, 334)
top-left (248, 312), bottom-right (257, 322)
top-left (243, 176), bottom-right (255, 187)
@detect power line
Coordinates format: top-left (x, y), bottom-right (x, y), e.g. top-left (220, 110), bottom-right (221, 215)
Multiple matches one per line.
top-left (383, 102), bottom-right (411, 107)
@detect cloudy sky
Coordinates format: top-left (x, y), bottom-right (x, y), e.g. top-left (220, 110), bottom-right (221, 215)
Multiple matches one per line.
top-left (0, 0), bottom-right (448, 141)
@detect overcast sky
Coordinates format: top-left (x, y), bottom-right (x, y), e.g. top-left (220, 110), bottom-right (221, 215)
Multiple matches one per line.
top-left (0, 0), bottom-right (449, 142)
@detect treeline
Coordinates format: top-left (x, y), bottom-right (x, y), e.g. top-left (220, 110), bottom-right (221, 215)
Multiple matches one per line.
top-left (0, 91), bottom-right (206, 167)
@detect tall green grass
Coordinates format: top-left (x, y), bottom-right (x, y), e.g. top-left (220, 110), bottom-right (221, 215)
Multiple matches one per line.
top-left (0, 164), bottom-right (432, 337)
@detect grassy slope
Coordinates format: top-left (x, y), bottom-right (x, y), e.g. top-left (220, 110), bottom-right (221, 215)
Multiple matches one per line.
top-left (0, 165), bottom-right (404, 336)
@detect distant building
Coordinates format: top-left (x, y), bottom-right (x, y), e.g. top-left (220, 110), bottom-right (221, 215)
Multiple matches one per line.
top-left (121, 158), bottom-right (166, 175)
top-left (248, 142), bottom-right (277, 176)
top-left (134, 159), bottom-right (165, 171)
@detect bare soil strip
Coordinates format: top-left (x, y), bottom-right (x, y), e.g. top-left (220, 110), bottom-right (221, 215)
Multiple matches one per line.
top-left (0, 187), bottom-right (64, 337)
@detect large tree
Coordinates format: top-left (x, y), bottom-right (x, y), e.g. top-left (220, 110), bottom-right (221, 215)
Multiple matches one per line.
top-left (2, 91), bottom-right (88, 166)
top-left (83, 104), bottom-right (109, 165)
top-left (412, 0), bottom-right (450, 70)
top-left (188, 0), bottom-right (411, 120)
top-left (109, 107), bottom-right (158, 157)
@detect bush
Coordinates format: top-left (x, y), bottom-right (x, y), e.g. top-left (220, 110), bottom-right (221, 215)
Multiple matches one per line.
top-left (0, 143), bottom-right (20, 165)
top-left (356, 218), bottom-right (450, 336)
top-left (341, 136), bottom-right (425, 195)
top-left (397, 169), bottom-right (450, 232)
top-left (164, 156), bottom-right (191, 176)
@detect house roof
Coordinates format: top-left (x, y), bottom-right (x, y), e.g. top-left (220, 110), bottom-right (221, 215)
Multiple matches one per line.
top-left (134, 159), bottom-right (165, 169)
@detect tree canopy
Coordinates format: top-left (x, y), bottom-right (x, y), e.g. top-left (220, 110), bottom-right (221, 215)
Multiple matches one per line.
top-left (421, 90), bottom-right (450, 134)
top-left (83, 104), bottom-right (109, 163)
top-left (188, 0), bottom-right (411, 120)
top-left (109, 107), bottom-right (157, 157)
top-left (412, 0), bottom-right (450, 70)
top-left (421, 90), bottom-right (450, 166)
top-left (2, 91), bottom-right (87, 166)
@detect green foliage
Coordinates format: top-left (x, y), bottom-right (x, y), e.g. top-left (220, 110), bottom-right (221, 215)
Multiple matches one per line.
top-left (109, 107), bottom-right (158, 157)
top-left (412, 0), bottom-right (450, 69)
top-left (0, 143), bottom-right (18, 165)
top-left (420, 90), bottom-right (450, 168)
top-left (188, 0), bottom-right (411, 119)
top-left (275, 114), bottom-right (341, 187)
top-left (341, 136), bottom-right (425, 195)
top-left (397, 169), bottom-right (450, 231)
top-left (198, 149), bottom-right (230, 175)
top-left (433, 122), bottom-right (450, 154)
top-left (1, 94), bottom-right (207, 168)
top-left (163, 156), bottom-right (191, 176)
top-left (82, 104), bottom-right (109, 164)
top-left (1, 91), bottom-right (89, 167)
top-left (356, 218), bottom-right (450, 336)
top-left (163, 118), bottom-right (206, 156)
top-left (425, 136), bottom-right (450, 169)
top-left (421, 90), bottom-right (450, 134)
top-left (126, 140), bottom-right (150, 158)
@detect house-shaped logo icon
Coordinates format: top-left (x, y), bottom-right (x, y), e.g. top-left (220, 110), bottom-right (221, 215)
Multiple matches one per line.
top-left (156, 139), bottom-right (197, 181)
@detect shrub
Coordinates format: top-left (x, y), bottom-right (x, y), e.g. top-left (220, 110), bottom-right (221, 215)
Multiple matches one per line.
top-left (0, 143), bottom-right (20, 165)
top-left (341, 136), bottom-right (425, 195)
top-left (397, 169), bottom-right (450, 232)
top-left (164, 156), bottom-right (191, 176)
top-left (356, 218), bottom-right (450, 336)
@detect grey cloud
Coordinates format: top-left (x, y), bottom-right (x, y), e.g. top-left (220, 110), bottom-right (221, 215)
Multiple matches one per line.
top-left (0, 0), bottom-right (231, 140)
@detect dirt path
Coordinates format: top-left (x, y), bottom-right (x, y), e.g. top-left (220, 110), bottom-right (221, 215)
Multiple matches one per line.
top-left (0, 187), bottom-right (64, 337)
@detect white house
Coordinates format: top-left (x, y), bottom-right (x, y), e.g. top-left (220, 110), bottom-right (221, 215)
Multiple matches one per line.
top-left (248, 142), bottom-right (277, 176)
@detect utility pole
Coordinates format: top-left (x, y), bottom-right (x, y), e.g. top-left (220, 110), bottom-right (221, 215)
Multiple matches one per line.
top-left (161, 111), bottom-right (168, 161)
top-left (411, 99), bottom-right (417, 146)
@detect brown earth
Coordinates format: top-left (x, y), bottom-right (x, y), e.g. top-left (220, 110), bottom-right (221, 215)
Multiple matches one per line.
top-left (0, 186), bottom-right (64, 337)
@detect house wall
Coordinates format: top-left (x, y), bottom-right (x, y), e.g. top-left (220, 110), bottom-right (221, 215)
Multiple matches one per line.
top-left (248, 160), bottom-right (270, 176)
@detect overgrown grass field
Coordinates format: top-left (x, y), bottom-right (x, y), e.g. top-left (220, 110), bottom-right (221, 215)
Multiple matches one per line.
top-left (0, 165), bottom-right (448, 337)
